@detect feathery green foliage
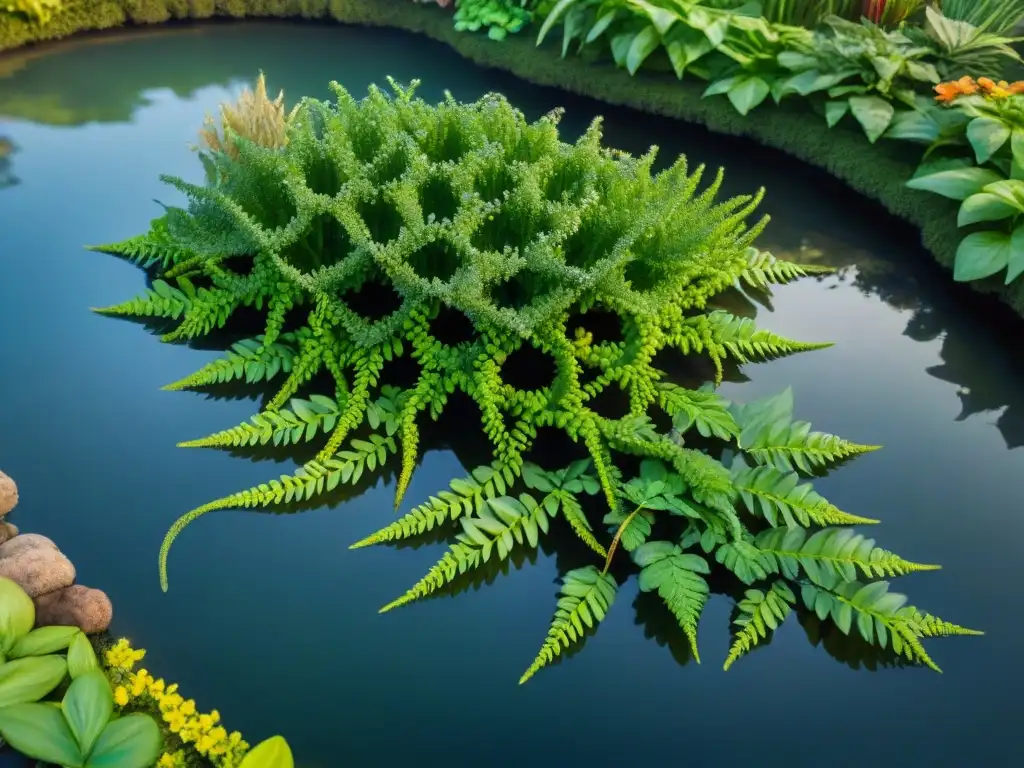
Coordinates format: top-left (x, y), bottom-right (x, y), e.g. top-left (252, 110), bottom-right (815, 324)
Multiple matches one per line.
top-left (92, 76), bottom-right (977, 683)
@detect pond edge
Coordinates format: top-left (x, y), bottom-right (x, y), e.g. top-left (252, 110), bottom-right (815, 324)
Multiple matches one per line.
top-left (3, 0), bottom-right (1022, 317)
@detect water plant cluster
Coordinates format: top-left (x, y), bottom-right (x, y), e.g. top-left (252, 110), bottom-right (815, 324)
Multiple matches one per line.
top-left (89, 75), bottom-right (978, 686)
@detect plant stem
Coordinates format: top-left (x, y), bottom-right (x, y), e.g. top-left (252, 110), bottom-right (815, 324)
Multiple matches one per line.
top-left (601, 505), bottom-right (642, 575)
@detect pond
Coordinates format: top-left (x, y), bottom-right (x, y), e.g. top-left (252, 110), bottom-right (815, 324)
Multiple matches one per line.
top-left (0, 20), bottom-right (1021, 767)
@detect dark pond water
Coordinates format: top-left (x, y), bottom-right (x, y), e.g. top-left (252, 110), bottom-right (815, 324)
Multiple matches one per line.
top-left (1, 21), bottom-right (1021, 767)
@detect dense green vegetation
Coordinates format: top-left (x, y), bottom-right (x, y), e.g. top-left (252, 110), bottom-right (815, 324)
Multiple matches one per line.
top-left (87, 75), bottom-right (978, 684)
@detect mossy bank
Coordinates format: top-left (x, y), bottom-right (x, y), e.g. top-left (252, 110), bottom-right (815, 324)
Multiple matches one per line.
top-left (2, 0), bottom-right (1021, 317)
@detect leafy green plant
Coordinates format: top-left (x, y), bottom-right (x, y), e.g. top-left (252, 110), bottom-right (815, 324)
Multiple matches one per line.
top-left (0, 671), bottom-right (162, 768)
top-left (0, 0), bottom-right (62, 24)
top-left (769, 15), bottom-right (940, 141)
top-left (92, 76), bottom-right (977, 683)
top-left (906, 84), bottom-right (1024, 284)
top-left (0, 577), bottom-right (162, 766)
top-left (454, 0), bottom-right (534, 40)
top-left (939, 0), bottom-right (1024, 34)
top-left (758, 0), bottom-right (856, 27)
top-left (910, 5), bottom-right (1022, 79)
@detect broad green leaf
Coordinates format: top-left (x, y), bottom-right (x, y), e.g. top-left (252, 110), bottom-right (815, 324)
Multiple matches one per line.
top-left (664, 23), bottom-right (713, 78)
top-left (980, 179), bottom-right (1024, 210)
top-left (848, 96), bottom-right (895, 144)
top-left (967, 117), bottom-right (1011, 164)
top-left (0, 703), bottom-right (83, 767)
top-left (687, 6), bottom-right (728, 47)
top-left (0, 577), bottom-right (35, 654)
top-left (954, 231), bottom-right (1011, 282)
top-left (626, 26), bottom-right (662, 75)
top-left (63, 671), bottom-right (113, 757)
top-left (1007, 224), bottom-right (1024, 284)
top-left (627, 0), bottom-right (676, 35)
top-left (585, 10), bottom-right (618, 43)
top-left (9, 626), bottom-right (80, 659)
top-left (0, 656), bottom-right (68, 708)
top-left (883, 109), bottom-right (939, 143)
top-left (703, 75), bottom-right (740, 98)
top-left (958, 193), bottom-right (1019, 226)
top-left (825, 100), bottom-right (849, 128)
top-left (536, 0), bottom-right (574, 46)
top-left (907, 166), bottom-right (1004, 200)
top-left (562, 6), bottom-right (588, 56)
top-left (728, 76), bottom-right (770, 116)
top-left (239, 735), bottom-right (296, 768)
top-left (1011, 130), bottom-right (1024, 180)
top-left (85, 714), bottom-right (162, 768)
top-left (67, 632), bottom-right (99, 680)
top-left (782, 69), bottom-right (855, 97)
top-left (610, 32), bottom-right (634, 68)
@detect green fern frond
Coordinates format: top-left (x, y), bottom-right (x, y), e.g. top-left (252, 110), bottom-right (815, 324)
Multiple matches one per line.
top-left (91, 279), bottom-right (190, 319)
top-left (522, 461), bottom-right (606, 557)
top-left (799, 581), bottom-right (980, 672)
top-left (633, 541), bottom-right (710, 662)
top-left (178, 395), bottom-right (342, 449)
top-left (87, 216), bottom-right (195, 270)
top-left (162, 333), bottom-right (302, 391)
top-left (744, 424), bottom-right (880, 474)
top-left (158, 433), bottom-right (397, 591)
top-left (350, 463), bottom-right (514, 549)
top-left (755, 527), bottom-right (939, 586)
top-left (731, 463), bottom-right (879, 527)
top-left (715, 539), bottom-right (774, 585)
top-left (519, 565), bottom-right (618, 685)
top-left (656, 383), bottom-right (739, 442)
top-left (559, 491), bottom-right (607, 558)
top-left (737, 247), bottom-right (834, 290)
top-left (723, 581), bottom-right (796, 670)
top-left (379, 493), bottom-right (554, 614)
top-left (706, 311), bottom-right (832, 363)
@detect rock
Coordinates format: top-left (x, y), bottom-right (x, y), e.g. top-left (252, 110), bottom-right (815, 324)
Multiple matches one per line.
top-left (0, 533), bottom-right (57, 559)
top-left (34, 585), bottom-right (112, 634)
top-left (0, 470), bottom-right (16, 517)
top-left (0, 522), bottom-right (18, 545)
top-left (0, 534), bottom-right (74, 598)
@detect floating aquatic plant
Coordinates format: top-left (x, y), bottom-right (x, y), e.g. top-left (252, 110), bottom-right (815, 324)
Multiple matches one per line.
top-left (91, 77), bottom-right (979, 683)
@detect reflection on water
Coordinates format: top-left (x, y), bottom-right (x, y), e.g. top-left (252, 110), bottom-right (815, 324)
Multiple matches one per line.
top-left (1, 22), bottom-right (1021, 767)
top-left (0, 137), bottom-right (17, 189)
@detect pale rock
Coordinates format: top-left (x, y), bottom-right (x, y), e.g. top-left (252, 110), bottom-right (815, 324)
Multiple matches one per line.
top-left (0, 522), bottom-right (18, 545)
top-left (0, 470), bottom-right (16, 517)
top-left (0, 534), bottom-right (75, 598)
top-left (34, 585), bottom-right (113, 634)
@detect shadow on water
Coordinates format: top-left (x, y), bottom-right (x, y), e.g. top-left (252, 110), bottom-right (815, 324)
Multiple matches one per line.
top-left (1, 20), bottom-right (1022, 768)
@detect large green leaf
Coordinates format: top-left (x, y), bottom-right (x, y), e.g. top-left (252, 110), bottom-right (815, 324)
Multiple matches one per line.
top-left (0, 655), bottom-right (68, 708)
top-left (626, 25), bottom-right (662, 75)
top-left (239, 736), bottom-right (296, 768)
top-left (85, 714), bottom-right (162, 768)
top-left (1011, 130), bottom-right (1024, 180)
top-left (627, 0), bottom-right (676, 35)
top-left (63, 671), bottom-right (114, 757)
top-left (687, 6), bottom-right (729, 47)
top-left (953, 231), bottom-right (1012, 281)
top-left (980, 179), bottom-right (1024, 211)
top-left (8, 626), bottom-right (80, 659)
top-left (967, 117), bottom-right (1011, 164)
top-left (67, 632), bottom-right (99, 680)
top-left (958, 193), bottom-right (1019, 226)
top-left (907, 165), bottom-right (1004, 200)
top-left (664, 23), bottom-right (713, 78)
top-left (536, 0), bottom-right (575, 46)
top-left (825, 100), bottom-right (849, 128)
top-left (728, 76), bottom-right (770, 116)
top-left (0, 577), bottom-right (35, 655)
top-left (0, 703), bottom-right (83, 767)
top-left (1006, 224), bottom-right (1024, 284)
top-left (848, 96), bottom-right (895, 144)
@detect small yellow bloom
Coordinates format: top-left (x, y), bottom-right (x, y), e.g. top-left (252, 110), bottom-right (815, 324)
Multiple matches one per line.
top-left (113, 686), bottom-right (130, 707)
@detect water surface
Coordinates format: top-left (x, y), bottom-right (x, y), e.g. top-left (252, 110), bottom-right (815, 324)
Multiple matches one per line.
top-left (0, 22), bottom-right (1020, 767)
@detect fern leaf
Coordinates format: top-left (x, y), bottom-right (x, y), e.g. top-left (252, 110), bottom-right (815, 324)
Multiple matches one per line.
top-left (163, 334), bottom-right (300, 391)
top-left (755, 527), bottom-right (939, 586)
top-left (519, 565), bottom-right (618, 684)
top-left (379, 493), bottom-right (554, 614)
top-left (522, 461), bottom-right (606, 557)
top-left (633, 541), bottom-right (710, 662)
top-left (350, 463), bottom-right (512, 549)
top-left (178, 395), bottom-right (342, 449)
top-left (799, 581), bottom-right (980, 672)
top-left (731, 463), bottom-right (879, 527)
top-left (603, 507), bottom-right (654, 552)
top-left (158, 433), bottom-right (397, 591)
top-left (558, 491), bottom-right (607, 558)
top-left (715, 539), bottom-right (774, 585)
top-left (706, 310), bottom-right (832, 363)
top-left (87, 216), bottom-right (195, 270)
top-left (91, 279), bottom-right (190, 319)
top-left (656, 383), bottom-right (739, 442)
top-left (738, 247), bottom-right (833, 290)
top-left (723, 581), bottom-right (796, 670)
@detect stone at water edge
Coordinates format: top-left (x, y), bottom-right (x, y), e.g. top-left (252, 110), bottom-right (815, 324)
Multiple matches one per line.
top-left (0, 470), bottom-right (16, 517)
top-left (34, 585), bottom-right (113, 634)
top-left (0, 522), bottom-right (18, 546)
top-left (0, 533), bottom-right (75, 598)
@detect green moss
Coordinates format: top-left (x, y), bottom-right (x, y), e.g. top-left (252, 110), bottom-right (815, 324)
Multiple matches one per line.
top-left (2, 0), bottom-right (1021, 315)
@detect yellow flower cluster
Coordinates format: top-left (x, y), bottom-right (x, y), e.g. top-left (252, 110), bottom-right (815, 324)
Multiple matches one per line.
top-left (104, 639), bottom-right (250, 768)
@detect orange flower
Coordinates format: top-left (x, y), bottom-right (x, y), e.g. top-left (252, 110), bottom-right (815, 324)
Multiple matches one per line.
top-left (1009, 81), bottom-right (1024, 95)
top-left (978, 77), bottom-right (996, 91)
top-left (934, 82), bottom-right (962, 102)
top-left (956, 76), bottom-right (978, 95)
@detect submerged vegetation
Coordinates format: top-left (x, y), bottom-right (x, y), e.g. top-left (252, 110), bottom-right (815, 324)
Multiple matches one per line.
top-left (89, 75), bottom-right (979, 683)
